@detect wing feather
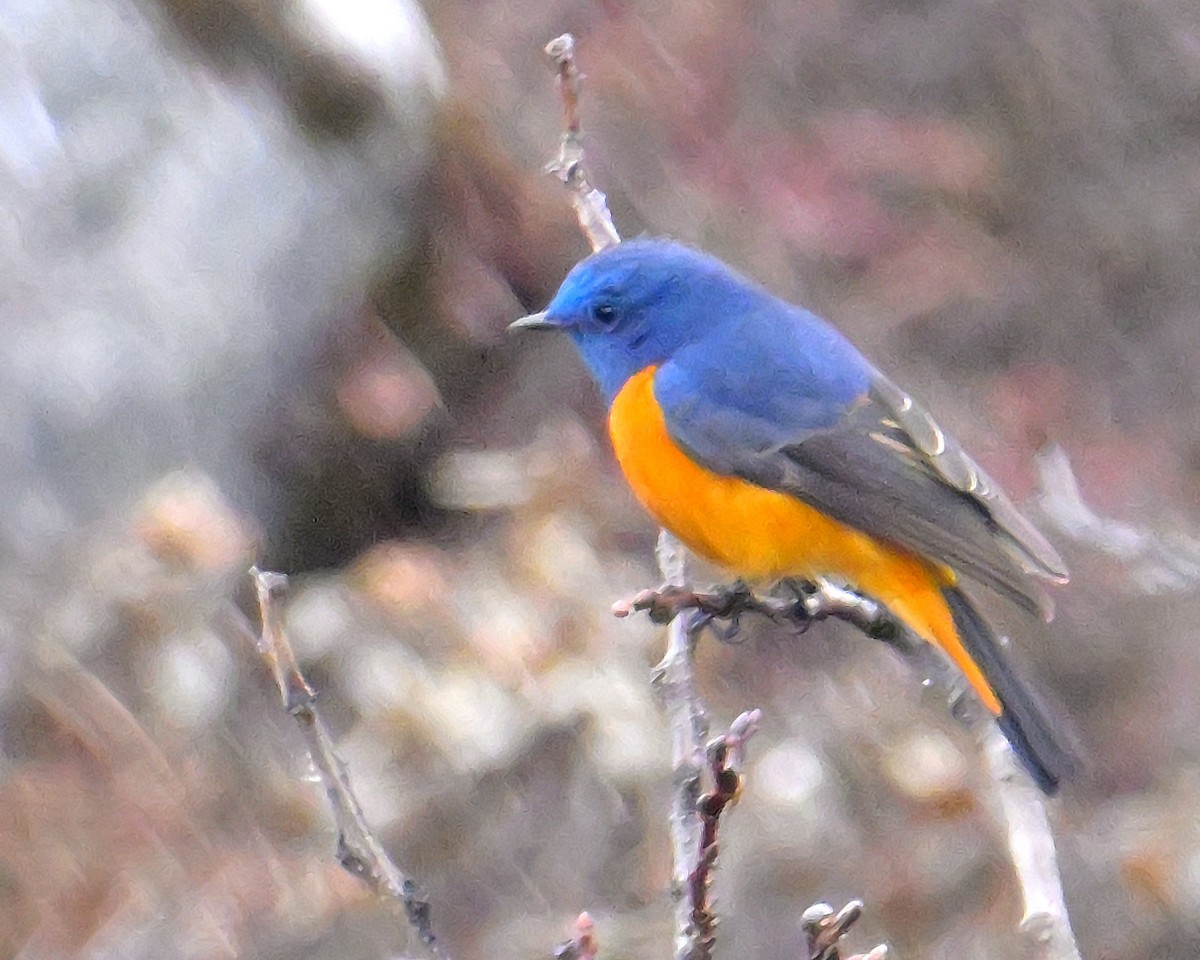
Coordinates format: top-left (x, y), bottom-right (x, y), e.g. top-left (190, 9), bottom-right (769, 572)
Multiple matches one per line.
top-left (870, 372), bottom-right (1068, 582)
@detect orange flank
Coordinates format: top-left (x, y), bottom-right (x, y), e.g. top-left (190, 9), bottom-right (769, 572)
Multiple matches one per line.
top-left (608, 366), bottom-right (1003, 716)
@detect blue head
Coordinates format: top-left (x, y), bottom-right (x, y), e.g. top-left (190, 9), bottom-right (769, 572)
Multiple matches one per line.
top-left (512, 238), bottom-right (775, 401)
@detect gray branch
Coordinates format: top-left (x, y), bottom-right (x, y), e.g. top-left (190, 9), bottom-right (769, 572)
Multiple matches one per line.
top-left (619, 575), bottom-right (1080, 959)
top-left (247, 568), bottom-right (446, 959)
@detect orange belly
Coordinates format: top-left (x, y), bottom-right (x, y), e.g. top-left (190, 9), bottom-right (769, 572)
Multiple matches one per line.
top-left (608, 366), bottom-right (1001, 714)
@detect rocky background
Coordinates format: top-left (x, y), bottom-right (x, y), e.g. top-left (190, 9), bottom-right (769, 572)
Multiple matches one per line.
top-left (3, 0), bottom-right (1200, 958)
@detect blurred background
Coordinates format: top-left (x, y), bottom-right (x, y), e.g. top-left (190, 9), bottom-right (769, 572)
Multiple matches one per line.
top-left (3, 0), bottom-right (1200, 957)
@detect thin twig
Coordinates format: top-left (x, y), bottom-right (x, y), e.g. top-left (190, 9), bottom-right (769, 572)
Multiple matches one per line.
top-left (247, 567), bottom-right (445, 958)
top-left (543, 34), bottom-right (621, 252)
top-left (688, 708), bottom-right (762, 952)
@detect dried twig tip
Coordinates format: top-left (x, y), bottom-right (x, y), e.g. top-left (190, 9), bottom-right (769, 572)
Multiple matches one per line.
top-left (555, 911), bottom-right (599, 960)
top-left (728, 708), bottom-right (762, 746)
top-left (545, 33), bottom-right (576, 63)
top-left (251, 565), bottom-right (289, 600)
top-left (802, 900), bottom-right (883, 960)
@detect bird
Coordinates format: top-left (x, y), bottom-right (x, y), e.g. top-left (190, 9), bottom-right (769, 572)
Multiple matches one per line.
top-left (510, 237), bottom-right (1075, 793)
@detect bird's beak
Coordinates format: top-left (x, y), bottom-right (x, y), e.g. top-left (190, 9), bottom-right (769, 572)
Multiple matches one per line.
top-left (507, 311), bottom-right (556, 333)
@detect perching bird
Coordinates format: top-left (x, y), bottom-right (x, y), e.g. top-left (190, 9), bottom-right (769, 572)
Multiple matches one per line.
top-left (511, 238), bottom-right (1074, 793)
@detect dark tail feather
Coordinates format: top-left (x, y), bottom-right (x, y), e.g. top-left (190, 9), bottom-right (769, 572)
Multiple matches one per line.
top-left (941, 586), bottom-right (1078, 795)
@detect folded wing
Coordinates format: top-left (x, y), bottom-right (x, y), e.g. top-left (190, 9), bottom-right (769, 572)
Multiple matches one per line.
top-left (655, 339), bottom-right (1067, 615)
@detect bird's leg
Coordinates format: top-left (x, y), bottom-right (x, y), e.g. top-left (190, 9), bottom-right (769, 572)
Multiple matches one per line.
top-left (693, 579), bottom-right (751, 643)
top-left (702, 610), bottom-right (743, 644)
top-left (773, 579), bottom-right (820, 633)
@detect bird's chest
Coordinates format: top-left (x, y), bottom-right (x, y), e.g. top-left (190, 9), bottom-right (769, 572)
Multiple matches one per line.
top-left (607, 367), bottom-right (879, 579)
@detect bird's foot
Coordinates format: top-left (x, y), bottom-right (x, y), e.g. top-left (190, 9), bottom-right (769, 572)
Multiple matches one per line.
top-left (615, 579), bottom-right (804, 642)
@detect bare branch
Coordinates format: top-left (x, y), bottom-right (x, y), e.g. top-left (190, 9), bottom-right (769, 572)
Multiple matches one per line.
top-left (651, 533), bottom-right (715, 960)
top-left (543, 34), bottom-right (621, 252)
top-left (981, 728), bottom-right (1082, 960)
top-left (640, 534), bottom-right (762, 960)
top-left (247, 567), bottom-right (446, 958)
top-left (616, 578), bottom-right (897, 642)
top-left (621, 575), bottom-right (1082, 958)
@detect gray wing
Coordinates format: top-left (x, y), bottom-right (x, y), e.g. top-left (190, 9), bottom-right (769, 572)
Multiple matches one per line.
top-left (869, 372), bottom-right (1068, 584)
top-left (660, 366), bottom-right (1067, 616)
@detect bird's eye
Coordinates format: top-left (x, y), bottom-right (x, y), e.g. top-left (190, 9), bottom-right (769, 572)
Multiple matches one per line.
top-left (591, 303), bottom-right (618, 326)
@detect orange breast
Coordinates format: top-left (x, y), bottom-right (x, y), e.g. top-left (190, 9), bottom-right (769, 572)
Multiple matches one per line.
top-left (608, 365), bottom-right (1001, 714)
